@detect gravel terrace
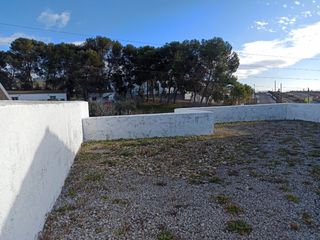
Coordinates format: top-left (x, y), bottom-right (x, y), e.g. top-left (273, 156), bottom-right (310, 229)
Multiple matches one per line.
top-left (39, 121), bottom-right (320, 240)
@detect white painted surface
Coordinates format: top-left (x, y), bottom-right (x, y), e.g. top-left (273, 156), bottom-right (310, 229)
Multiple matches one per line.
top-left (287, 103), bottom-right (320, 122)
top-left (0, 83), bottom-right (10, 100)
top-left (83, 112), bottom-right (214, 141)
top-left (0, 101), bottom-right (88, 240)
top-left (175, 104), bottom-right (288, 123)
top-left (9, 92), bottom-right (67, 101)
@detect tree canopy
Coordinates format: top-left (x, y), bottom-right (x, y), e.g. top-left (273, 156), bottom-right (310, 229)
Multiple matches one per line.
top-left (0, 36), bottom-right (252, 104)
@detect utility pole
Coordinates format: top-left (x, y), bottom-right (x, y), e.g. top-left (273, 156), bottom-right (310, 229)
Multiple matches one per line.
top-left (280, 83), bottom-right (283, 93)
top-left (274, 81), bottom-right (277, 92)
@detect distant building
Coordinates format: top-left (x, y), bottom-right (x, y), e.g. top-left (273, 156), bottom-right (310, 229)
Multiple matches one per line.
top-left (88, 91), bottom-right (115, 103)
top-left (8, 91), bottom-right (67, 101)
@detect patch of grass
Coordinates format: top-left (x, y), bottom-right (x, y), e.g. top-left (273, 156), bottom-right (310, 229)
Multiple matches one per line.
top-left (278, 148), bottom-right (299, 157)
top-left (249, 170), bottom-right (261, 178)
top-left (187, 176), bottom-right (206, 185)
top-left (228, 170), bottom-right (239, 176)
top-left (289, 222), bottom-right (300, 231)
top-left (102, 159), bottom-right (118, 167)
top-left (268, 160), bottom-right (281, 169)
top-left (119, 148), bottom-right (134, 157)
top-left (101, 195), bottom-right (109, 202)
top-left (55, 204), bottom-right (76, 213)
top-left (84, 172), bottom-right (104, 182)
top-left (311, 165), bottom-right (320, 180)
top-left (209, 175), bottom-right (223, 184)
top-left (301, 212), bottom-right (313, 225)
top-left (68, 187), bottom-right (76, 197)
top-left (112, 198), bottom-right (129, 206)
top-left (285, 194), bottom-right (300, 203)
top-left (214, 195), bottom-right (230, 205)
top-left (157, 229), bottom-right (175, 240)
top-left (225, 203), bottom-right (244, 215)
top-left (225, 220), bottom-right (252, 235)
top-left (114, 222), bottom-right (130, 237)
top-left (308, 150), bottom-right (320, 158)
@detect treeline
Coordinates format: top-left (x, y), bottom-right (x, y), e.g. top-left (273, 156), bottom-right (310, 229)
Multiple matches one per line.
top-left (0, 36), bottom-right (253, 104)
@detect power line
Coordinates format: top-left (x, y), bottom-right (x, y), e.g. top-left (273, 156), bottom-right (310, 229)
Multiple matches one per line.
top-left (0, 22), bottom-right (164, 46)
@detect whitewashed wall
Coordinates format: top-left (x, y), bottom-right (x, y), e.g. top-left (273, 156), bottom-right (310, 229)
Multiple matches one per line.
top-left (0, 101), bottom-right (88, 240)
top-left (287, 103), bottom-right (320, 122)
top-left (83, 112), bottom-right (214, 141)
top-left (175, 104), bottom-right (289, 123)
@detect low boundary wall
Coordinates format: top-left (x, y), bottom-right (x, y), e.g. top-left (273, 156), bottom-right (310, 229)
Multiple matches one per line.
top-left (0, 101), bottom-right (88, 240)
top-left (174, 104), bottom-right (288, 123)
top-left (83, 111), bottom-right (214, 141)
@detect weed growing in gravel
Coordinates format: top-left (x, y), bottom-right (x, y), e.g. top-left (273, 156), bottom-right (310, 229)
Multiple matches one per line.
top-left (225, 220), bottom-right (252, 235)
top-left (55, 204), bottom-right (76, 213)
top-left (114, 222), bottom-right (130, 237)
top-left (157, 229), bottom-right (175, 240)
top-left (225, 203), bottom-right (244, 215)
top-left (249, 170), bottom-right (261, 178)
top-left (101, 195), bottom-right (109, 202)
top-left (84, 172), bottom-right (104, 182)
top-left (289, 222), bottom-right (300, 231)
top-left (214, 195), bottom-right (230, 205)
top-left (68, 187), bottom-right (76, 197)
top-left (311, 165), bottom-right (320, 180)
top-left (228, 170), bottom-right (239, 176)
top-left (315, 188), bottom-right (320, 196)
top-left (285, 194), bottom-right (300, 203)
top-left (301, 212), bottom-right (313, 225)
top-left (119, 148), bottom-right (134, 157)
top-left (279, 184), bottom-right (291, 193)
top-left (209, 176), bottom-right (223, 184)
top-left (102, 159), bottom-right (117, 167)
top-left (112, 198), bottom-right (129, 206)
top-left (308, 150), bottom-right (320, 158)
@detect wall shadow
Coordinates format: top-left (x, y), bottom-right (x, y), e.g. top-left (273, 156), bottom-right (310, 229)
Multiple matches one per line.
top-left (0, 128), bottom-right (76, 240)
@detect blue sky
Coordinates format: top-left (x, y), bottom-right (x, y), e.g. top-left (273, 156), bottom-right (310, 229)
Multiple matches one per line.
top-left (1, 0), bottom-right (320, 91)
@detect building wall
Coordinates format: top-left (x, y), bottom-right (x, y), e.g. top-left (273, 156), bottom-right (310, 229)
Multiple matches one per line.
top-left (286, 103), bottom-right (320, 122)
top-left (83, 112), bottom-right (214, 141)
top-left (0, 101), bottom-right (88, 240)
top-left (9, 93), bottom-right (67, 101)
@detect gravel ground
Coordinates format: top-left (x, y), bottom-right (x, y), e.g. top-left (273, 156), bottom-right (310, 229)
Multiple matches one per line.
top-left (39, 121), bottom-right (320, 240)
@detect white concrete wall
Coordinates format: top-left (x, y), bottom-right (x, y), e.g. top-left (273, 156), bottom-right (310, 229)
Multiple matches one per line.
top-left (287, 103), bottom-right (320, 122)
top-left (0, 101), bottom-right (88, 240)
top-left (83, 112), bottom-right (214, 141)
top-left (175, 104), bottom-right (288, 123)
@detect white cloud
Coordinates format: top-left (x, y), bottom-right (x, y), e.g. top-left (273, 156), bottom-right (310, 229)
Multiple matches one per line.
top-left (38, 10), bottom-right (70, 28)
top-left (252, 21), bottom-right (275, 32)
top-left (294, 1), bottom-right (300, 5)
top-left (283, 4), bottom-right (288, 8)
top-left (301, 11), bottom-right (312, 18)
top-left (278, 17), bottom-right (296, 26)
top-left (0, 33), bottom-right (31, 46)
top-left (237, 21), bottom-right (320, 79)
top-left (71, 41), bottom-right (84, 46)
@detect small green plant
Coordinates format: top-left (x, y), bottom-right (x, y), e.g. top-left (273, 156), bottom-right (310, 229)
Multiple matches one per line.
top-left (311, 165), bottom-right (320, 180)
top-left (119, 148), bottom-right (134, 157)
top-left (85, 172), bottom-right (104, 182)
top-left (101, 195), bottom-right (109, 202)
top-left (55, 204), bottom-right (76, 213)
top-left (285, 194), bottom-right (300, 203)
top-left (114, 222), bottom-right (130, 237)
top-left (308, 150), bottom-right (320, 158)
top-left (289, 222), bottom-right (300, 231)
top-left (68, 187), bottom-right (76, 197)
top-left (225, 203), bottom-right (244, 215)
top-left (112, 198), bottom-right (129, 206)
top-left (157, 229), bottom-right (175, 240)
top-left (301, 212), bottom-right (313, 225)
top-left (214, 195), bottom-right (230, 205)
top-left (209, 176), bottom-right (223, 184)
top-left (225, 220), bottom-right (252, 235)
